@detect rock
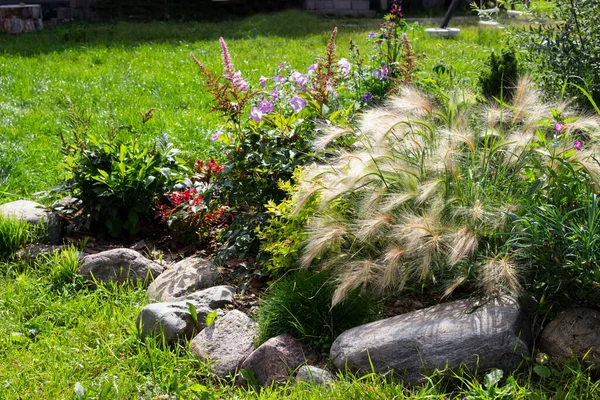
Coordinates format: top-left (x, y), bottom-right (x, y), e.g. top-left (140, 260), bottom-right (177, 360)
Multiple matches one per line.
top-left (190, 310), bottom-right (258, 377)
top-left (330, 296), bottom-right (531, 384)
top-left (296, 366), bottom-right (336, 385)
top-left (137, 286), bottom-right (235, 344)
top-left (540, 308), bottom-right (600, 366)
top-left (16, 244), bottom-right (66, 262)
top-left (148, 257), bottom-right (218, 302)
top-left (0, 200), bottom-right (61, 244)
top-left (78, 248), bottom-right (164, 287)
top-left (240, 334), bottom-right (308, 386)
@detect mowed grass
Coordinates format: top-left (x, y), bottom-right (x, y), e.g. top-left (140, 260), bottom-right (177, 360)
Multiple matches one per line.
top-left (0, 11), bottom-right (502, 203)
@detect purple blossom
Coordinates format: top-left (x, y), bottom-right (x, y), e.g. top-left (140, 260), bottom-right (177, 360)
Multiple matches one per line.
top-left (273, 74), bottom-right (286, 84)
top-left (575, 140), bottom-right (583, 151)
top-left (250, 107), bottom-right (263, 122)
top-left (258, 99), bottom-right (274, 113)
top-left (307, 63), bottom-right (318, 76)
top-left (225, 149), bottom-right (231, 155)
top-left (210, 133), bottom-right (220, 142)
top-left (361, 92), bottom-right (373, 102)
top-left (271, 88), bottom-right (279, 101)
top-left (368, 31), bottom-right (376, 39)
top-left (289, 96), bottom-right (307, 112)
top-left (373, 65), bottom-right (389, 80)
top-left (291, 71), bottom-right (308, 87)
top-left (338, 58), bottom-right (351, 78)
top-left (279, 61), bottom-right (286, 70)
top-left (259, 76), bottom-right (267, 89)
top-left (553, 122), bottom-right (565, 133)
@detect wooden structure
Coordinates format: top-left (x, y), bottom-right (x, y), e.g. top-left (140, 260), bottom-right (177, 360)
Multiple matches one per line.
top-left (0, 4), bottom-right (43, 34)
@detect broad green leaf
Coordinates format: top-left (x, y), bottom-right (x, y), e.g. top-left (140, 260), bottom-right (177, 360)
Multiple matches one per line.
top-left (206, 309), bottom-right (218, 327)
top-left (484, 368), bottom-right (503, 388)
top-left (534, 364), bottom-right (551, 378)
top-left (187, 302), bottom-right (198, 325)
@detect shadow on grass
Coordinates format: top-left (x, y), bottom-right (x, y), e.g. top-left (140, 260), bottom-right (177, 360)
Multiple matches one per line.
top-left (0, 10), bottom-right (377, 56)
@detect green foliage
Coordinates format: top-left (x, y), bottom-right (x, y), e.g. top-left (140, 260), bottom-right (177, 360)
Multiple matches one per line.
top-left (257, 269), bottom-right (382, 353)
top-left (257, 168), bottom-right (319, 273)
top-left (515, 193), bottom-right (600, 308)
top-left (0, 215), bottom-right (45, 261)
top-left (510, 0), bottom-right (600, 108)
top-left (478, 49), bottom-right (519, 101)
top-left (57, 108), bottom-right (187, 237)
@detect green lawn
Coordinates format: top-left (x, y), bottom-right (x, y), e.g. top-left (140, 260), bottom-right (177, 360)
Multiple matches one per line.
top-left (0, 11), bottom-right (522, 399)
top-left (0, 11), bottom-right (502, 203)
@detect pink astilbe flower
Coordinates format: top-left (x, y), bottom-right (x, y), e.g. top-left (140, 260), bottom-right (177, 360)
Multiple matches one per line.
top-left (219, 37), bottom-right (249, 92)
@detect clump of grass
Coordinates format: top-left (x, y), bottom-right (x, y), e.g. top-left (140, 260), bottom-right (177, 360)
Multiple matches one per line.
top-left (0, 214), bottom-right (45, 260)
top-left (257, 269), bottom-right (382, 353)
top-left (295, 77), bottom-right (600, 304)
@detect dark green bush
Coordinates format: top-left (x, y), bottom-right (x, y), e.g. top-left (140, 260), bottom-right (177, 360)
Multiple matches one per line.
top-left (257, 269), bottom-right (382, 353)
top-left (515, 192), bottom-right (600, 308)
top-left (57, 110), bottom-right (187, 237)
top-left (478, 49), bottom-right (519, 101)
top-left (510, 0), bottom-right (600, 108)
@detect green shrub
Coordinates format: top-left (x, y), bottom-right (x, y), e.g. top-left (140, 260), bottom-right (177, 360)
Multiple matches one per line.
top-left (257, 269), bottom-right (382, 353)
top-left (0, 215), bottom-right (45, 261)
top-left (478, 49), bottom-right (519, 101)
top-left (57, 108), bottom-right (187, 237)
top-left (510, 0), bottom-right (600, 108)
top-left (293, 78), bottom-right (600, 305)
top-left (515, 192), bottom-right (600, 308)
top-left (257, 167), bottom-right (320, 274)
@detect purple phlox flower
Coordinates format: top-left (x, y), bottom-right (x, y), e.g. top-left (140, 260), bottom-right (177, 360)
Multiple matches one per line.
top-left (361, 92), bottom-right (373, 102)
top-left (389, 0), bottom-right (404, 20)
top-left (575, 140), bottom-right (583, 151)
top-left (271, 88), bottom-right (279, 101)
top-left (368, 31), bottom-right (376, 39)
top-left (225, 149), bottom-right (231, 155)
top-left (259, 76), bottom-right (267, 89)
top-left (279, 61), bottom-right (286, 70)
top-left (291, 71), bottom-right (308, 87)
top-left (250, 107), bottom-right (263, 122)
top-left (307, 63), bottom-right (318, 76)
top-left (373, 66), bottom-right (389, 80)
top-left (258, 99), bottom-right (274, 114)
top-left (210, 132), bottom-right (220, 142)
top-left (338, 58), bottom-right (351, 78)
top-left (289, 96), bottom-right (307, 112)
top-left (553, 122), bottom-right (565, 133)
top-left (273, 74), bottom-right (287, 84)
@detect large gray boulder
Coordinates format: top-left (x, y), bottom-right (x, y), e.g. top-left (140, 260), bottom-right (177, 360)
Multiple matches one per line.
top-left (137, 286), bottom-right (235, 344)
top-left (296, 366), bottom-right (337, 385)
top-left (78, 248), bottom-right (164, 287)
top-left (330, 296), bottom-right (531, 383)
top-left (540, 308), bottom-right (600, 367)
top-left (0, 200), bottom-right (61, 244)
top-left (190, 310), bottom-right (258, 377)
top-left (240, 334), bottom-right (308, 386)
top-left (147, 257), bottom-right (218, 302)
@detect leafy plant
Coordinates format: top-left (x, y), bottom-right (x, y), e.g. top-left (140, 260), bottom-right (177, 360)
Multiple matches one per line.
top-left (57, 106), bottom-right (187, 237)
top-left (257, 269), bottom-right (382, 353)
top-left (510, 0), bottom-right (600, 108)
top-left (257, 167), bottom-right (320, 274)
top-left (155, 158), bottom-right (231, 244)
top-left (293, 77), bottom-right (600, 305)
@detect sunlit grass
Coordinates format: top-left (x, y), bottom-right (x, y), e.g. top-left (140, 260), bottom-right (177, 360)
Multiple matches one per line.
top-left (0, 11), bottom-right (502, 203)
